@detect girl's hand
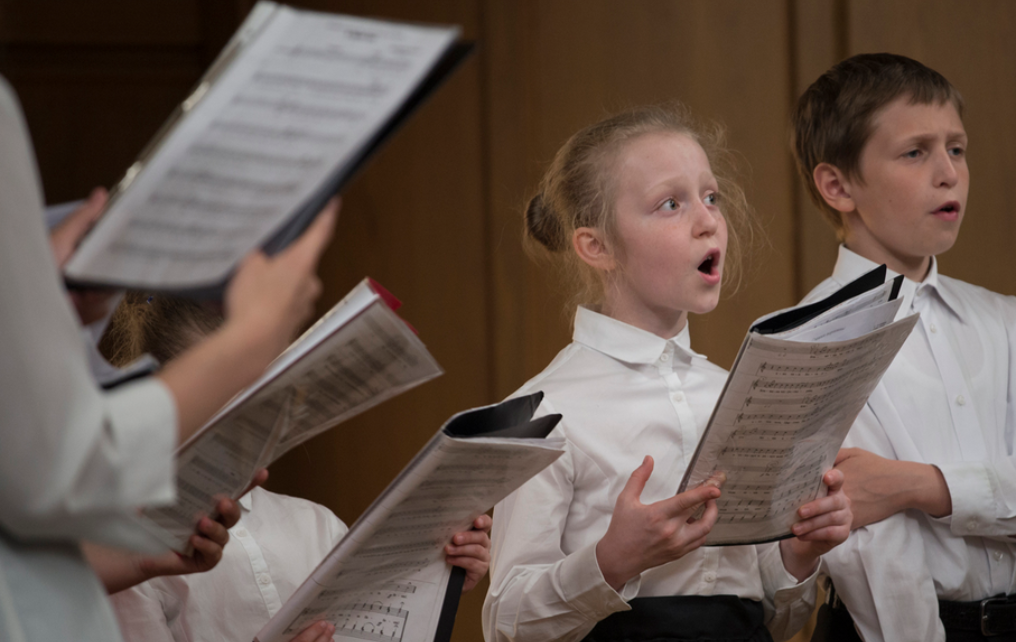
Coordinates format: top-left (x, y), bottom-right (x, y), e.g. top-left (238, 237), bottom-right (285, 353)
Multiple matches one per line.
top-left (595, 456), bottom-right (720, 591)
top-left (445, 514), bottom-right (492, 592)
top-left (779, 469), bottom-right (852, 581)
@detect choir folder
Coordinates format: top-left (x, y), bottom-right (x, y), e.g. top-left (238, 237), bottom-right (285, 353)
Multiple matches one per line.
top-left (64, 2), bottom-right (473, 294)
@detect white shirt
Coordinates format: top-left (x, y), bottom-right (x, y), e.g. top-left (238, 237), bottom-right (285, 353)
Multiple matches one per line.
top-left (804, 246), bottom-right (1016, 642)
top-left (483, 307), bottom-right (817, 642)
top-left (111, 487), bottom-right (348, 642)
top-left (0, 77), bottom-right (178, 642)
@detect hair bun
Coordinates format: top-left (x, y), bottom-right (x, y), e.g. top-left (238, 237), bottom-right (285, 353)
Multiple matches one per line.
top-left (525, 193), bottom-right (566, 252)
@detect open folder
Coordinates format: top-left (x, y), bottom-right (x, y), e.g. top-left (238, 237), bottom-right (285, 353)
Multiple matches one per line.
top-left (138, 278), bottom-right (443, 553)
top-left (253, 392), bottom-right (565, 642)
top-left (63, 2), bottom-right (472, 293)
top-left (678, 265), bottom-right (919, 545)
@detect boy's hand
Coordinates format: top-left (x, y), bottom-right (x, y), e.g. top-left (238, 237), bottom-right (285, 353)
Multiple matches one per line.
top-left (779, 469), bottom-right (852, 581)
top-left (835, 447), bottom-right (951, 528)
top-left (445, 514), bottom-right (492, 592)
top-left (595, 455), bottom-right (719, 592)
top-left (288, 621), bottom-right (336, 642)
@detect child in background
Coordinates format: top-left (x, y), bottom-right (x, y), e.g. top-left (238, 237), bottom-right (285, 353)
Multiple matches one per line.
top-left (483, 105), bottom-right (852, 642)
top-left (794, 53), bottom-right (1016, 642)
top-left (99, 293), bottom-right (492, 642)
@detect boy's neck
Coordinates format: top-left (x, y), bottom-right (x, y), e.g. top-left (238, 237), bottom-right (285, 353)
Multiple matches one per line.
top-left (842, 229), bottom-right (932, 283)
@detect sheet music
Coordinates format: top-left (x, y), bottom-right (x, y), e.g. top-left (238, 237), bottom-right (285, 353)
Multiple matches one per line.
top-left (65, 5), bottom-right (459, 288)
top-left (680, 312), bottom-right (918, 546)
top-left (324, 567), bottom-right (449, 642)
top-left (139, 281), bottom-right (443, 552)
top-left (255, 401), bottom-right (564, 642)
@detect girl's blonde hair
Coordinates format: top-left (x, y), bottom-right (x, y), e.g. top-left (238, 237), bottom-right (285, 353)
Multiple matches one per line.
top-left (524, 103), bottom-right (759, 311)
top-left (99, 292), bottom-right (223, 367)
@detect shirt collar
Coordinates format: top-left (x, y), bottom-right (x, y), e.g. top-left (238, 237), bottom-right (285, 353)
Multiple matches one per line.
top-left (238, 490), bottom-right (253, 512)
top-left (830, 245), bottom-right (961, 319)
top-left (572, 306), bottom-right (706, 365)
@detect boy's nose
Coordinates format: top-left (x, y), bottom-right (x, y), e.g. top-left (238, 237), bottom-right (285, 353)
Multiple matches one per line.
top-left (933, 149), bottom-right (960, 187)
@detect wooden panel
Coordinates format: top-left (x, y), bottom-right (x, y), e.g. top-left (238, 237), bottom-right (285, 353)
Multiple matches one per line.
top-left (848, 0), bottom-right (1016, 296)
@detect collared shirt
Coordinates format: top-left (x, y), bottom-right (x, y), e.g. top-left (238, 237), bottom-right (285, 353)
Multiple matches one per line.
top-left (805, 245), bottom-right (1016, 642)
top-left (110, 487), bottom-right (347, 642)
top-left (483, 306), bottom-right (817, 642)
top-left (0, 77), bottom-right (177, 642)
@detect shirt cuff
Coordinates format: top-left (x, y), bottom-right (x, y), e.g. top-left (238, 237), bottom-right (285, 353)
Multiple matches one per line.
top-left (935, 462), bottom-right (993, 534)
top-left (758, 541), bottom-right (819, 594)
top-left (104, 378), bottom-right (178, 507)
top-left (557, 541), bottom-right (639, 620)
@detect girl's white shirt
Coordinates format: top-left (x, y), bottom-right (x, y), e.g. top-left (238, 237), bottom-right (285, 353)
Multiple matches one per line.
top-left (483, 306), bottom-right (817, 642)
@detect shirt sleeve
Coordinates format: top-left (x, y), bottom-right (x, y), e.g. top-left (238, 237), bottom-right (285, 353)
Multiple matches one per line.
top-left (483, 411), bottom-right (636, 642)
top-left (932, 294), bottom-right (1016, 538)
top-left (109, 582), bottom-right (178, 642)
top-left (823, 404), bottom-right (946, 641)
top-left (755, 542), bottom-right (819, 640)
top-left (0, 76), bottom-right (176, 552)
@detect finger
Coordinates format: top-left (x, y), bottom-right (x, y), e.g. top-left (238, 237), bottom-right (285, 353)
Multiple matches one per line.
top-left (822, 468), bottom-right (844, 492)
top-left (834, 447), bottom-right (859, 466)
top-left (792, 507), bottom-right (852, 538)
top-left (619, 456), bottom-right (654, 505)
top-left (289, 621), bottom-right (336, 642)
top-left (658, 483), bottom-right (721, 518)
top-left (188, 532), bottom-right (223, 568)
top-left (446, 556), bottom-right (487, 578)
top-left (451, 530), bottom-right (490, 547)
top-left (444, 543), bottom-right (490, 561)
top-left (282, 199), bottom-right (338, 269)
top-left (213, 497), bottom-right (242, 530)
top-left (683, 498), bottom-right (719, 541)
top-left (794, 523), bottom-right (851, 543)
top-left (241, 468), bottom-right (270, 497)
top-left (473, 513), bottom-right (493, 534)
top-left (198, 515), bottom-right (230, 547)
top-left (797, 490), bottom-right (848, 520)
top-left (57, 187), bottom-right (108, 236)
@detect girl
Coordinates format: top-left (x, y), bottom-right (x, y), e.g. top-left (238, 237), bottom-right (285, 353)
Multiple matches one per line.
top-left (482, 105), bottom-right (852, 642)
top-left (96, 292), bottom-right (492, 642)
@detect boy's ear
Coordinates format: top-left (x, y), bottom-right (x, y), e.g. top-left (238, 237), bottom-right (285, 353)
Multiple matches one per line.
top-left (573, 227), bottom-right (616, 271)
top-left (813, 162), bottom-right (857, 213)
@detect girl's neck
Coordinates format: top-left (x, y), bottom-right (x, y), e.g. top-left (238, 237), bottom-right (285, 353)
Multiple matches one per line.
top-left (599, 298), bottom-right (688, 340)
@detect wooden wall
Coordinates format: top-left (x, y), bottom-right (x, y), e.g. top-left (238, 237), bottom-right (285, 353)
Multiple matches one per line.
top-left (3, 1), bottom-right (1014, 640)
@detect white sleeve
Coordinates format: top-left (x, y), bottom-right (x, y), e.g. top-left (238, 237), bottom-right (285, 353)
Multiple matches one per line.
top-left (824, 405), bottom-right (945, 641)
top-left (933, 294), bottom-right (1016, 538)
top-left (0, 77), bottom-right (176, 552)
top-left (109, 582), bottom-right (178, 642)
top-left (483, 417), bottom-right (636, 642)
top-left (755, 542), bottom-right (819, 641)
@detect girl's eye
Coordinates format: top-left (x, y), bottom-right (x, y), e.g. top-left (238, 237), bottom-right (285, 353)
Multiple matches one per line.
top-left (662, 198), bottom-right (678, 211)
top-left (704, 192), bottom-right (718, 206)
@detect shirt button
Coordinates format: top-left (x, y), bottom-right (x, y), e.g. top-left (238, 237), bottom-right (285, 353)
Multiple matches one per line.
top-left (929, 323), bottom-right (937, 334)
top-left (258, 573), bottom-right (271, 585)
top-left (703, 572), bottom-right (716, 583)
top-left (673, 392), bottom-right (684, 402)
top-left (967, 519), bottom-right (977, 530)
top-left (956, 395), bottom-right (966, 406)
top-left (660, 354), bottom-right (670, 362)
top-left (994, 551), bottom-right (1004, 562)
top-left (234, 528), bottom-right (248, 538)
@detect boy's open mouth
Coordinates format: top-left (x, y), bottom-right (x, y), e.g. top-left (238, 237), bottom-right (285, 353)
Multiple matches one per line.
top-left (935, 201), bottom-right (960, 215)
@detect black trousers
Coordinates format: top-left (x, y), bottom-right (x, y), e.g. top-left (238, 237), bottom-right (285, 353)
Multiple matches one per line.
top-left (582, 595), bottom-right (773, 642)
top-left (813, 598), bottom-right (1016, 642)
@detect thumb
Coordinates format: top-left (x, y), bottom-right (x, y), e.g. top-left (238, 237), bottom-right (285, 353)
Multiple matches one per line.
top-left (50, 187), bottom-right (108, 267)
top-left (834, 447), bottom-right (856, 466)
top-left (823, 468), bottom-right (844, 493)
top-left (280, 197), bottom-right (338, 269)
top-left (619, 456), bottom-right (654, 505)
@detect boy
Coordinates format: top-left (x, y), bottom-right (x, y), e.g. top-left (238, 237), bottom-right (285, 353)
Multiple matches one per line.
top-left (793, 53), bottom-right (1016, 641)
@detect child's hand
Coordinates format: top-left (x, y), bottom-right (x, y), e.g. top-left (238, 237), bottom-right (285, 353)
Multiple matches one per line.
top-left (779, 469), bottom-right (852, 581)
top-left (287, 621), bottom-right (336, 642)
top-left (595, 455), bottom-right (720, 591)
top-left (445, 514), bottom-right (492, 592)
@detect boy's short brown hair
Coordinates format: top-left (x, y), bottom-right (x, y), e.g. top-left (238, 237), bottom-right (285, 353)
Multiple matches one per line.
top-left (792, 53), bottom-right (964, 237)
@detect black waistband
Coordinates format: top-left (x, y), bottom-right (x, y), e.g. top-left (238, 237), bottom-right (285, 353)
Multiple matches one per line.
top-left (939, 594), bottom-right (1016, 637)
top-left (582, 594), bottom-right (772, 642)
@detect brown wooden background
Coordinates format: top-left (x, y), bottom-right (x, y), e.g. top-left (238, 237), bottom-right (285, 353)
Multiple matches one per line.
top-left (4, 1), bottom-right (1014, 640)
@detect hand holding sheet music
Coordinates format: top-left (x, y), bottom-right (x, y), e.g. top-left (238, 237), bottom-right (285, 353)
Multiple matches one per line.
top-left (679, 266), bottom-right (919, 545)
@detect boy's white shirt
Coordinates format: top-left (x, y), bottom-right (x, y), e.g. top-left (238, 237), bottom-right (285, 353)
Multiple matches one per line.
top-left (484, 306), bottom-right (818, 642)
top-left (804, 245), bottom-right (1016, 642)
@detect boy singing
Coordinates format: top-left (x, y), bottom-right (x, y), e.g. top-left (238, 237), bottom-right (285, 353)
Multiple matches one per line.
top-left (793, 53), bottom-right (1016, 641)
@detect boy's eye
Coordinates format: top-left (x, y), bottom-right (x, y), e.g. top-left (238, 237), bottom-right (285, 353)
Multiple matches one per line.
top-left (903, 149), bottom-right (922, 159)
top-left (949, 146), bottom-right (966, 157)
top-left (662, 198), bottom-right (678, 211)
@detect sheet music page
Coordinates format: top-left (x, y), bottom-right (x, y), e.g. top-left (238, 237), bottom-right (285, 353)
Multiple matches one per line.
top-left (680, 314), bottom-right (918, 545)
top-left (65, 6), bottom-right (459, 288)
top-left (256, 433), bottom-right (564, 642)
top-left (139, 294), bottom-right (442, 552)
